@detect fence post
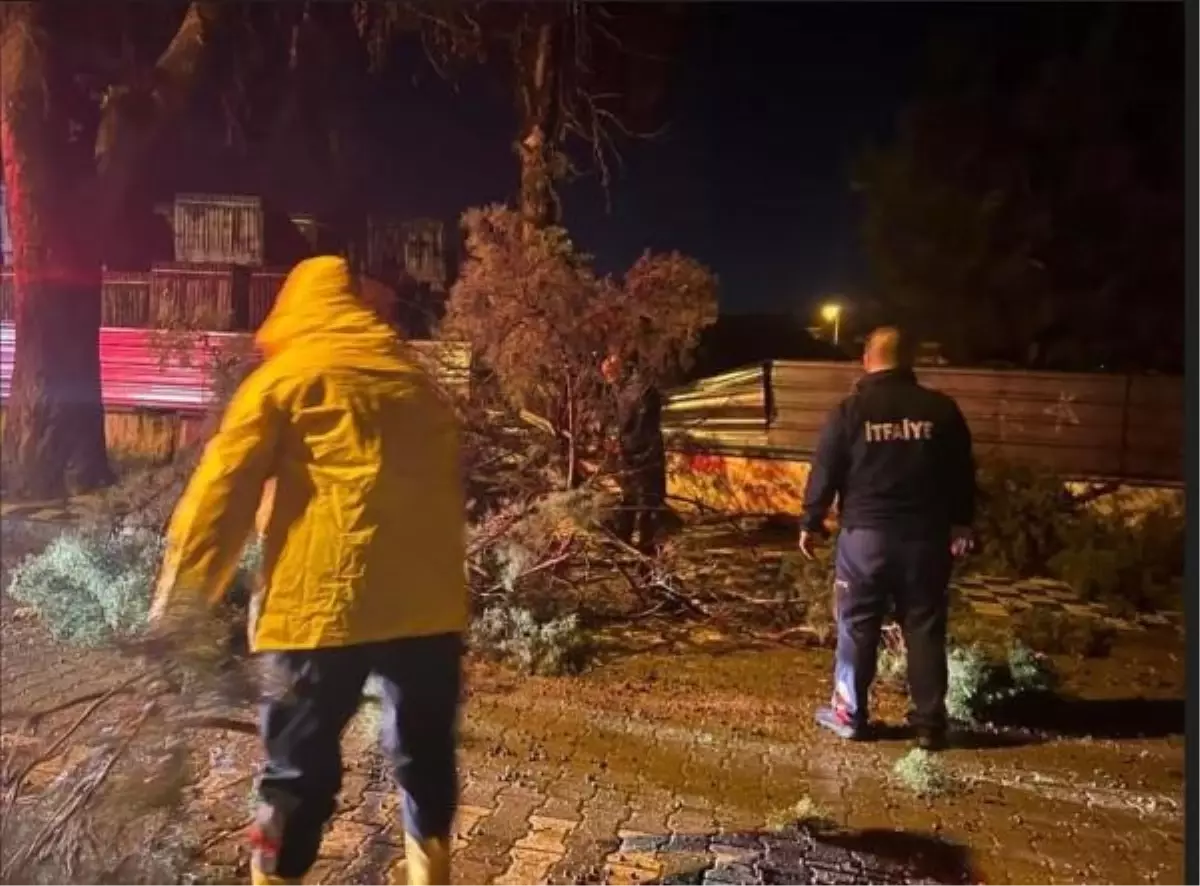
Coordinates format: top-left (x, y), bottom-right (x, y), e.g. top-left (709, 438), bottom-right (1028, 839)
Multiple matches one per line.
top-left (1118, 373), bottom-right (1133, 479)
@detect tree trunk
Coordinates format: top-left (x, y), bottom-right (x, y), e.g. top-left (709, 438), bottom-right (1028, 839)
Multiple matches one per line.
top-left (0, 4), bottom-right (111, 498)
top-left (516, 18), bottom-right (559, 229)
top-left (0, 2), bottom-right (221, 499)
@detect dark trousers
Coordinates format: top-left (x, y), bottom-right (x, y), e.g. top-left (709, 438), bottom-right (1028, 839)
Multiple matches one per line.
top-left (613, 461), bottom-right (666, 551)
top-left (832, 528), bottom-right (951, 730)
top-left (257, 633), bottom-right (463, 879)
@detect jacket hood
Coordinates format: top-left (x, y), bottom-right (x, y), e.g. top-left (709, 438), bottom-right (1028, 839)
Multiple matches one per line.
top-left (255, 256), bottom-right (398, 358)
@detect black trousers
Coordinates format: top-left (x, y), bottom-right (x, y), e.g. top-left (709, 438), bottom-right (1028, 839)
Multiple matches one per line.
top-left (831, 528), bottom-right (952, 730)
top-left (256, 633), bottom-right (463, 878)
top-left (613, 460), bottom-right (667, 551)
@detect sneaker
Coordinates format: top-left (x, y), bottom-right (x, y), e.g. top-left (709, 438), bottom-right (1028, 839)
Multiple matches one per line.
top-left (815, 705), bottom-right (871, 741)
top-left (914, 726), bottom-right (948, 752)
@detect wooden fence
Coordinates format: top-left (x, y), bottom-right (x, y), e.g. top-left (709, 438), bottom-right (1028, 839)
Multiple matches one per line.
top-left (663, 360), bottom-right (1184, 485)
top-left (0, 265), bottom-right (289, 331)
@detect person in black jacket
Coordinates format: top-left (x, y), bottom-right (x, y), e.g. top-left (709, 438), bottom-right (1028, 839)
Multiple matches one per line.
top-left (798, 327), bottom-right (976, 751)
top-left (602, 354), bottom-right (667, 553)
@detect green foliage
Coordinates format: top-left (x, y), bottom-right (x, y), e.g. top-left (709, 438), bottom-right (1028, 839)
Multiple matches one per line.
top-left (969, 458), bottom-right (1074, 577)
top-left (877, 645), bottom-right (908, 686)
top-left (766, 796), bottom-right (837, 832)
top-left (7, 528), bottom-right (163, 646)
top-left (1048, 503), bottom-right (1184, 614)
top-left (945, 642), bottom-right (1057, 724)
top-left (776, 549), bottom-right (836, 643)
top-left (470, 605), bottom-right (594, 676)
top-left (442, 206), bottom-right (717, 484)
top-left (1012, 608), bottom-right (1115, 657)
top-left (966, 458), bottom-right (1184, 614)
top-left (892, 749), bottom-right (959, 798)
top-left (6, 528), bottom-right (264, 649)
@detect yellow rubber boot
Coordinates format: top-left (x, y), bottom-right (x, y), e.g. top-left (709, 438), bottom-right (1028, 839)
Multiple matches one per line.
top-left (250, 864), bottom-right (301, 885)
top-left (403, 833), bottom-right (451, 886)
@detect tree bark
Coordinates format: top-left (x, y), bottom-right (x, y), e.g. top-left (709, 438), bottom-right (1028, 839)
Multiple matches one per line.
top-left (0, 2), bottom-right (222, 499)
top-left (0, 3), bottom-right (110, 498)
top-left (516, 17), bottom-right (559, 229)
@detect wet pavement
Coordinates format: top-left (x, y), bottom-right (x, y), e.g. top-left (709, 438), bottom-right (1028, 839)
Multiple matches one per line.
top-left (1, 602), bottom-right (1185, 885)
top-left (0, 517), bottom-right (1187, 885)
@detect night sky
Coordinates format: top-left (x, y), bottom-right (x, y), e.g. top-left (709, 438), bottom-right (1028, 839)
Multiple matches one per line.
top-left (365, 3), bottom-right (971, 317)
top-left (171, 3), bottom-right (1120, 319)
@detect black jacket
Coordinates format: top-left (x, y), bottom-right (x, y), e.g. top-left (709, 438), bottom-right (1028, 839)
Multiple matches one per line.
top-left (618, 385), bottom-right (665, 471)
top-left (800, 368), bottom-right (976, 536)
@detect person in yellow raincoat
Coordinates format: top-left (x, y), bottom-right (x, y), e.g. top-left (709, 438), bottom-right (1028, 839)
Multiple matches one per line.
top-left (150, 256), bottom-right (468, 886)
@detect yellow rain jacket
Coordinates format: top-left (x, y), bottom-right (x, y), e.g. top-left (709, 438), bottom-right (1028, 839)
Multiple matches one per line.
top-left (152, 256), bottom-right (468, 651)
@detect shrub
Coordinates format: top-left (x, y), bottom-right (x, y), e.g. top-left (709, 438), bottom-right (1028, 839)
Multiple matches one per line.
top-left (969, 458), bottom-right (1075, 577)
top-left (944, 642), bottom-right (1057, 723)
top-left (892, 749), bottom-right (959, 797)
top-left (967, 458), bottom-right (1184, 614)
top-left (877, 645), bottom-right (908, 686)
top-left (776, 549), bottom-right (836, 643)
top-left (1048, 503), bottom-right (1184, 613)
top-left (6, 527), bottom-right (263, 649)
top-left (470, 605), bottom-right (594, 676)
top-left (7, 528), bottom-right (164, 646)
top-left (1012, 608), bottom-right (1116, 657)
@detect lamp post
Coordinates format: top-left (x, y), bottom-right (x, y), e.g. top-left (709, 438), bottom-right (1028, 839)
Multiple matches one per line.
top-left (820, 303), bottom-right (842, 346)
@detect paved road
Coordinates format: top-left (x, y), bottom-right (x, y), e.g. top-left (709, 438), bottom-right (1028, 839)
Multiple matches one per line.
top-left (1, 624), bottom-right (1185, 885)
top-left (0, 511), bottom-right (1185, 885)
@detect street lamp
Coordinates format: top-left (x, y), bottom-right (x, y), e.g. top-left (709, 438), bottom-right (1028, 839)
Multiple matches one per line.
top-left (820, 303), bottom-right (842, 346)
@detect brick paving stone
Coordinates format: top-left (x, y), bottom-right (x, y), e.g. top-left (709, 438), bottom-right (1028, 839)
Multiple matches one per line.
top-left (338, 833), bottom-right (398, 884)
top-left (461, 777), bottom-right (507, 809)
top-left (515, 814), bottom-right (578, 853)
top-left (308, 857), bottom-right (350, 885)
top-left (349, 788), bottom-right (399, 826)
top-left (668, 806), bottom-right (718, 833)
top-left (550, 802), bottom-right (631, 883)
top-left (319, 818), bottom-right (376, 861)
top-left (2, 544), bottom-right (1185, 886)
top-left (539, 794), bottom-right (585, 821)
top-left (473, 789), bottom-right (544, 847)
top-left (547, 776), bottom-right (600, 803)
top-left (450, 855), bottom-right (503, 886)
top-left (604, 860), bottom-right (665, 885)
top-left (618, 831), bottom-right (668, 853)
top-left (454, 804), bottom-right (494, 839)
top-left (453, 836), bottom-right (515, 880)
top-left (623, 808), bottom-right (672, 835)
top-left (496, 847), bottom-right (562, 884)
top-left (703, 862), bottom-right (758, 885)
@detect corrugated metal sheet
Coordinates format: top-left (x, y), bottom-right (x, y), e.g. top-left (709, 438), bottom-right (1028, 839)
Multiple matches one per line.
top-left (101, 271), bottom-right (152, 327)
top-left (1, 322), bottom-right (471, 413)
top-left (248, 269), bottom-right (288, 329)
top-left (0, 185), bottom-right (12, 266)
top-left (0, 268), bottom-right (13, 323)
top-left (662, 364), bottom-right (770, 453)
top-left (150, 263), bottom-right (250, 330)
top-left (173, 194), bottom-right (264, 266)
top-left (669, 359), bottom-right (1184, 484)
top-left (363, 217), bottom-right (448, 292)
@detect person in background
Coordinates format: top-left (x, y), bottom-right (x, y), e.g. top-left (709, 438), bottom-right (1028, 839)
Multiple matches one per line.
top-left (797, 326), bottom-right (976, 751)
top-left (150, 256), bottom-right (468, 885)
top-left (601, 352), bottom-right (668, 554)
